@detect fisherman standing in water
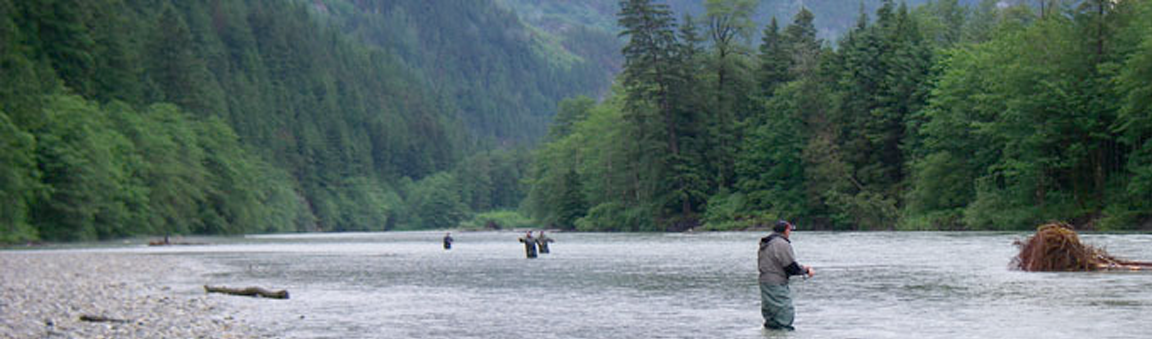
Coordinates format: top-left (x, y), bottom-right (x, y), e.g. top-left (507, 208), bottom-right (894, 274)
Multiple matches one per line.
top-left (536, 231), bottom-right (555, 254)
top-left (443, 232), bottom-right (454, 250)
top-left (519, 231), bottom-right (538, 258)
top-left (758, 220), bottom-right (814, 331)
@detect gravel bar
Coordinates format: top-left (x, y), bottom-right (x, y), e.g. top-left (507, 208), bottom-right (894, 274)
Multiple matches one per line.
top-left (1, 251), bottom-right (262, 338)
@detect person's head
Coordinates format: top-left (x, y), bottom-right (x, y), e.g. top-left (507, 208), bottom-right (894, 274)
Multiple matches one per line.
top-left (773, 220), bottom-right (794, 237)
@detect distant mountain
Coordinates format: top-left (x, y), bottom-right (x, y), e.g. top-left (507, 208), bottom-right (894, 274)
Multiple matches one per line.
top-left (308, 0), bottom-right (617, 145)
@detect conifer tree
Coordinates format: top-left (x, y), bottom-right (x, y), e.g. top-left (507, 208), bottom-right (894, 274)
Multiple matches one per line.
top-left (703, 0), bottom-right (756, 191)
top-left (617, 0), bottom-right (679, 226)
top-left (757, 17), bottom-right (789, 99)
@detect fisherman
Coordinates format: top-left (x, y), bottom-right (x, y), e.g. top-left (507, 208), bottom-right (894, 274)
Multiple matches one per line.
top-left (443, 232), bottom-right (453, 250)
top-left (536, 231), bottom-right (555, 254)
top-left (519, 231), bottom-right (538, 258)
top-left (758, 220), bottom-right (814, 331)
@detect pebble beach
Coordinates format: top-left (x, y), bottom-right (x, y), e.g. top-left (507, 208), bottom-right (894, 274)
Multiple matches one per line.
top-left (1, 251), bottom-right (260, 338)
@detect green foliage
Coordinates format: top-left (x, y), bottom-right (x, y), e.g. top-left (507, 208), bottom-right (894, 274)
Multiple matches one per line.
top-left (31, 96), bottom-right (144, 240)
top-left (315, 0), bottom-right (609, 144)
top-left (525, 123), bottom-right (588, 229)
top-left (901, 152), bottom-right (970, 230)
top-left (575, 202), bottom-right (624, 232)
top-left (736, 81), bottom-right (808, 221)
top-left (961, 178), bottom-right (1040, 230)
top-left (548, 96), bottom-right (596, 140)
top-left (16, 0), bottom-right (95, 96)
top-left (529, 0), bottom-right (1152, 232)
top-left (8, 0), bottom-right (1152, 240)
top-left (914, 0), bottom-right (966, 48)
top-left (9, 95), bottom-right (313, 241)
top-left (705, 0), bottom-right (758, 53)
top-left (1110, 0), bottom-right (1152, 229)
top-left (460, 210), bottom-right (534, 230)
top-left (757, 17), bottom-right (788, 97)
top-left (907, 1), bottom-right (1147, 230)
top-left (402, 173), bottom-right (468, 231)
top-left (4, 0), bottom-right (603, 242)
top-left (454, 148), bottom-right (531, 214)
top-left (699, 191), bottom-right (773, 231)
top-left (902, 47), bottom-right (989, 227)
top-left (0, 0), bottom-right (54, 130)
top-left (111, 103), bottom-right (209, 236)
top-left (0, 110), bottom-right (39, 242)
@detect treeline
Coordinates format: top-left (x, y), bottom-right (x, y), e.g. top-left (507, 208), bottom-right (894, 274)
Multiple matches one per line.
top-left (525, 0), bottom-right (1152, 231)
top-left (0, 0), bottom-right (541, 242)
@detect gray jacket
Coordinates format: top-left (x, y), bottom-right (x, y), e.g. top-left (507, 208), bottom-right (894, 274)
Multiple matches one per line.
top-left (758, 233), bottom-right (805, 285)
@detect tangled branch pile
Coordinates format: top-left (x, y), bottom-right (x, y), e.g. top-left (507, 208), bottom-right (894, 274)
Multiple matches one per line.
top-left (1013, 223), bottom-right (1151, 271)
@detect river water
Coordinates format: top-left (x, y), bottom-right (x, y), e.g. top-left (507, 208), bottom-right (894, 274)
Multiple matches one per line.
top-left (114, 232), bottom-right (1152, 338)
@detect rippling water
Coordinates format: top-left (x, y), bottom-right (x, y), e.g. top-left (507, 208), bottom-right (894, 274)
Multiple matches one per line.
top-left (124, 231), bottom-right (1152, 338)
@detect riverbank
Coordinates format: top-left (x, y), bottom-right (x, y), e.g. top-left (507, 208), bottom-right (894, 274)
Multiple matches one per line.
top-left (0, 251), bottom-right (261, 338)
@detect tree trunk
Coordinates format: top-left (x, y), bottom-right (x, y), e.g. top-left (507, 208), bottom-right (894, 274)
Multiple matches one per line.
top-left (204, 285), bottom-right (289, 299)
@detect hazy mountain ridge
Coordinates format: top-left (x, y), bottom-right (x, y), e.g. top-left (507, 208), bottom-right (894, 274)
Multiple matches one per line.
top-left (307, 0), bottom-right (615, 145)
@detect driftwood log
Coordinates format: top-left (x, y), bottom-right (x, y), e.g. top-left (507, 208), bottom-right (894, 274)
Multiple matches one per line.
top-left (1013, 222), bottom-right (1152, 271)
top-left (148, 239), bottom-right (208, 246)
top-left (80, 314), bottom-right (131, 323)
top-left (204, 285), bottom-right (289, 299)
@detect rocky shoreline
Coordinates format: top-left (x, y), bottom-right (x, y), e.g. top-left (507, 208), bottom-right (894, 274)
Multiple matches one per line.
top-left (1, 251), bottom-right (261, 338)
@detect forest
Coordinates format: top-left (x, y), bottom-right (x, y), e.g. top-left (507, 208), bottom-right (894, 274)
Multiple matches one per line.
top-left (524, 0), bottom-right (1152, 231)
top-left (0, 0), bottom-right (591, 242)
top-left (2, 0), bottom-right (1151, 243)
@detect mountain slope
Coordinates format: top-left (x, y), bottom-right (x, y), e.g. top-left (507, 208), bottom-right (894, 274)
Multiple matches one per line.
top-left (310, 0), bottom-right (615, 145)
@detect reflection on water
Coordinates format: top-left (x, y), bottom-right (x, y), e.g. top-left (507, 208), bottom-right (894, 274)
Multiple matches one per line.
top-left (144, 232), bottom-right (1152, 338)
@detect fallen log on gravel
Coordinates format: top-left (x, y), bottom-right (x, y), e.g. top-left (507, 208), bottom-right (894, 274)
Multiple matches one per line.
top-left (80, 315), bottom-right (131, 323)
top-left (148, 239), bottom-right (208, 246)
top-left (204, 285), bottom-right (289, 299)
top-left (1013, 222), bottom-right (1152, 272)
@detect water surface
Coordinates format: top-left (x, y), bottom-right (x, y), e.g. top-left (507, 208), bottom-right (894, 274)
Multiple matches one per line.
top-left (90, 232), bottom-right (1152, 338)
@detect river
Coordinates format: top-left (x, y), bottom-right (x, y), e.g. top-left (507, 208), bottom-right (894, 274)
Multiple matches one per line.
top-left (91, 231), bottom-right (1152, 338)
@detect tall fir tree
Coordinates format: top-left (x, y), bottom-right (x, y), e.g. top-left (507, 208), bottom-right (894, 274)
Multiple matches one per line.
top-left (757, 17), bottom-right (789, 99)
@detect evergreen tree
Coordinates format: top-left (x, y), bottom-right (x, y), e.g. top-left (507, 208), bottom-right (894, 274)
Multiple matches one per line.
top-left (556, 168), bottom-right (588, 229)
top-left (1113, 0), bottom-right (1152, 228)
top-left (782, 7), bottom-right (820, 78)
top-left (145, 6), bottom-right (202, 111)
top-left (0, 110), bottom-right (38, 242)
top-left (617, 0), bottom-right (679, 227)
top-left (736, 81), bottom-right (809, 220)
top-left (16, 0), bottom-right (95, 96)
top-left (668, 13), bottom-right (710, 220)
top-left (704, 0), bottom-right (757, 190)
top-left (963, 0), bottom-right (1001, 43)
top-left (757, 17), bottom-right (789, 99)
top-left (920, 0), bottom-right (967, 47)
top-left (548, 96), bottom-right (596, 141)
top-left (30, 96), bottom-right (144, 240)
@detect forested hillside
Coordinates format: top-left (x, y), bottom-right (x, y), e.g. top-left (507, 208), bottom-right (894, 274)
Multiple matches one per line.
top-left (0, 0), bottom-right (583, 242)
top-left (525, 0), bottom-right (1152, 231)
top-left (310, 0), bottom-right (613, 144)
top-left (4, 0), bottom-right (1149, 242)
